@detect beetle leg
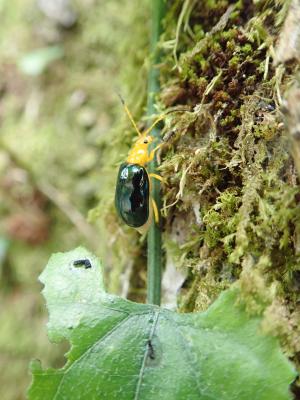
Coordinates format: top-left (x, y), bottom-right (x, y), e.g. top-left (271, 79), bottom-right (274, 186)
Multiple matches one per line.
top-left (149, 173), bottom-right (165, 183)
top-left (148, 143), bottom-right (163, 162)
top-left (151, 197), bottom-right (159, 224)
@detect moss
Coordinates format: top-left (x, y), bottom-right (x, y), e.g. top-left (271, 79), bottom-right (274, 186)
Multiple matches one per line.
top-left (156, 0), bottom-right (300, 382)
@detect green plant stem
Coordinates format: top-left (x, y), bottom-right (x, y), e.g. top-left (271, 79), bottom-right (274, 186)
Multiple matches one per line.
top-left (146, 0), bottom-right (166, 305)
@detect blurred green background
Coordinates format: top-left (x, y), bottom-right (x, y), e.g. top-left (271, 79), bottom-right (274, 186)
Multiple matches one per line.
top-left (0, 1), bottom-right (149, 398)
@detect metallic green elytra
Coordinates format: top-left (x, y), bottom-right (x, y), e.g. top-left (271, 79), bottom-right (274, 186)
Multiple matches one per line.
top-left (115, 163), bottom-right (150, 228)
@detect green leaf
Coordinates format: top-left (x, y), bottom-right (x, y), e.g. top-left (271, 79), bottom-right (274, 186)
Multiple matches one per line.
top-left (18, 46), bottom-right (64, 76)
top-left (28, 247), bottom-right (296, 400)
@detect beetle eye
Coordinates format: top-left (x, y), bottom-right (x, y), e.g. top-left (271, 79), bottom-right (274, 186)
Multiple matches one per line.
top-left (143, 139), bottom-right (148, 144)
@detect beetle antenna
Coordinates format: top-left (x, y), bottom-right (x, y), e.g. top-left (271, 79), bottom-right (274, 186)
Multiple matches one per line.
top-left (143, 114), bottom-right (165, 137)
top-left (143, 108), bottom-right (189, 137)
top-left (117, 93), bottom-right (142, 137)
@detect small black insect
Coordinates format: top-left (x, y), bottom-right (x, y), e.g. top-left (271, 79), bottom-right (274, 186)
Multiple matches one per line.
top-left (73, 259), bottom-right (92, 269)
top-left (163, 128), bottom-right (177, 142)
top-left (147, 340), bottom-right (155, 360)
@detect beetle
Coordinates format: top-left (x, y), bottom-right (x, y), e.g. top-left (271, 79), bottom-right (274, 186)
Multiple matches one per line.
top-left (73, 259), bottom-right (92, 269)
top-left (115, 96), bottom-right (164, 232)
top-left (147, 339), bottom-right (155, 360)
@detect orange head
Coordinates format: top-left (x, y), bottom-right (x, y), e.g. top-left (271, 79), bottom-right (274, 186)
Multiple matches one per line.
top-left (118, 94), bottom-right (163, 166)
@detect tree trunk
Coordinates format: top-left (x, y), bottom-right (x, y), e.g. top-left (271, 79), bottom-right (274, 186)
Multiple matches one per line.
top-left (157, 0), bottom-right (300, 392)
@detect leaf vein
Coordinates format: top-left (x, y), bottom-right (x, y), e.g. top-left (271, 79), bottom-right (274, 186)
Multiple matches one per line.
top-left (52, 313), bottom-right (132, 400)
top-left (133, 311), bottom-right (160, 400)
top-left (165, 315), bottom-right (216, 400)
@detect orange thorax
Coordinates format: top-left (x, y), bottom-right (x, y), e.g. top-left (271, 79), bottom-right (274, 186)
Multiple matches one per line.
top-left (127, 144), bottom-right (149, 166)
